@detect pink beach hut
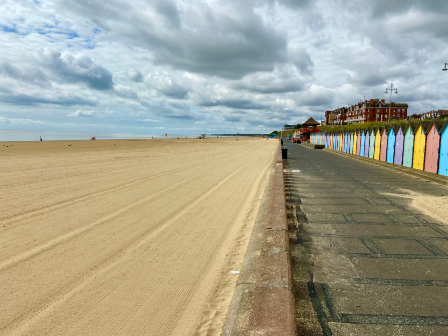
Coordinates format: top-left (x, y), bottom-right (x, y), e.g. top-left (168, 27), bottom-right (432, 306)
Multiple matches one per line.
top-left (356, 130), bottom-right (361, 155)
top-left (424, 120), bottom-right (446, 173)
top-left (380, 127), bottom-right (388, 161)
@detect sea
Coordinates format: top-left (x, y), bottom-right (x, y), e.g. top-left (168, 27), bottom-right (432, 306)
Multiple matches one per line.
top-left (0, 130), bottom-right (193, 142)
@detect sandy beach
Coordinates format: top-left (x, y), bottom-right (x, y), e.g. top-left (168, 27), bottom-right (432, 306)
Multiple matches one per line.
top-left (0, 137), bottom-right (277, 336)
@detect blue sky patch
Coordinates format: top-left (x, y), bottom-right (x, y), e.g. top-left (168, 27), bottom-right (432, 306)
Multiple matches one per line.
top-left (1, 25), bottom-right (18, 33)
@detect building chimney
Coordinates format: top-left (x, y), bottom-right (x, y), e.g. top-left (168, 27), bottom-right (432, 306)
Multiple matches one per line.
top-left (391, 102), bottom-right (395, 107)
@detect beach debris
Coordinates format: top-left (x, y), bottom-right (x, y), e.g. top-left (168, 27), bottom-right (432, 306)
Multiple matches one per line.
top-left (230, 271), bottom-right (240, 274)
top-left (91, 137), bottom-right (96, 140)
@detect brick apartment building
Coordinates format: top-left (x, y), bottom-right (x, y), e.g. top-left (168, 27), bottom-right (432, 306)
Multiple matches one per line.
top-left (326, 99), bottom-right (408, 125)
top-left (420, 110), bottom-right (448, 119)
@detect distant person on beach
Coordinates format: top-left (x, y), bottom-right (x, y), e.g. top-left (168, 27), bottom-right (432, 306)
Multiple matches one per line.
top-left (40, 136), bottom-right (42, 141)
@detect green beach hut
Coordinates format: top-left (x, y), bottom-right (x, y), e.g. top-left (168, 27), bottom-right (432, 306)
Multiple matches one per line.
top-left (403, 122), bottom-right (419, 167)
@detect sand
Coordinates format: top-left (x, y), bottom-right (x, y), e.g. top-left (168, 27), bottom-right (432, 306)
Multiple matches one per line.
top-left (0, 137), bottom-right (277, 336)
top-left (382, 189), bottom-right (448, 225)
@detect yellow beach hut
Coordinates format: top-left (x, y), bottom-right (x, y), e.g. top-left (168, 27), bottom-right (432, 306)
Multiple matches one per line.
top-left (412, 121), bottom-right (431, 170)
top-left (374, 127), bottom-right (382, 160)
top-left (353, 130), bottom-right (358, 154)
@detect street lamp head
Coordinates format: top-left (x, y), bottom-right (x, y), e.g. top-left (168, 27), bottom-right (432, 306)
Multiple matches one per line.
top-left (384, 91), bottom-right (388, 94)
top-left (443, 68), bottom-right (448, 71)
top-left (395, 91), bottom-right (398, 94)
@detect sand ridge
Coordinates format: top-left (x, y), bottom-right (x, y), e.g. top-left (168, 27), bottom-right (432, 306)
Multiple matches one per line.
top-left (0, 138), bottom-right (277, 336)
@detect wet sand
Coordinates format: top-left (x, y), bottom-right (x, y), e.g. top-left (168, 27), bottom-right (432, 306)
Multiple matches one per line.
top-left (0, 138), bottom-right (277, 336)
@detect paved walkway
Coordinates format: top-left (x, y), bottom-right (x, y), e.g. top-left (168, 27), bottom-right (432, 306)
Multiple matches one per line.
top-left (285, 141), bottom-right (448, 336)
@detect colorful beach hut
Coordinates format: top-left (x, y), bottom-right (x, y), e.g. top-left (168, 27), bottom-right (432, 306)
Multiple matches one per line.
top-left (356, 131), bottom-right (361, 155)
top-left (386, 126), bottom-right (396, 163)
top-left (394, 125), bottom-right (406, 166)
top-left (344, 132), bottom-right (349, 153)
top-left (438, 122), bottom-right (448, 176)
top-left (369, 129), bottom-right (375, 159)
top-left (374, 128), bottom-right (382, 160)
top-left (380, 127), bottom-right (388, 162)
top-left (403, 123), bottom-right (418, 167)
top-left (349, 132), bottom-right (354, 154)
top-left (353, 131), bottom-right (357, 154)
top-left (412, 121), bottom-right (431, 170)
top-left (425, 120), bottom-right (446, 173)
top-left (360, 130), bottom-right (366, 157)
top-left (364, 130), bottom-right (370, 157)
top-left (339, 133), bottom-right (343, 151)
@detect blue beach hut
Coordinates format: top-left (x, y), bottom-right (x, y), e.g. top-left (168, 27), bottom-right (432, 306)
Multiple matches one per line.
top-left (438, 121), bottom-right (448, 176)
top-left (344, 133), bottom-right (348, 152)
top-left (360, 130), bottom-right (366, 157)
top-left (386, 126), bottom-right (396, 163)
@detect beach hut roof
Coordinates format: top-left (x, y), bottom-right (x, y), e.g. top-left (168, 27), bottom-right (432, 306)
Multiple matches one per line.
top-left (433, 119), bottom-right (448, 134)
top-left (421, 120), bottom-right (432, 134)
top-left (409, 121), bottom-right (420, 134)
top-left (390, 124), bottom-right (400, 134)
top-left (384, 125), bottom-right (392, 133)
top-left (400, 122), bottom-right (410, 134)
top-left (303, 117), bottom-right (320, 126)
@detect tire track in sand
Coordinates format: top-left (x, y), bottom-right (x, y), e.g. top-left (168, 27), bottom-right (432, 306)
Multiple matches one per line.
top-left (4, 152), bottom-right (262, 336)
top-left (0, 155), bottom-right (235, 274)
top-left (0, 153), bottom-right (233, 224)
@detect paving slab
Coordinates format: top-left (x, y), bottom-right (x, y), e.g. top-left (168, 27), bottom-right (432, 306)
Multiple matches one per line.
top-left (353, 258), bottom-right (448, 280)
top-left (285, 141), bottom-right (448, 335)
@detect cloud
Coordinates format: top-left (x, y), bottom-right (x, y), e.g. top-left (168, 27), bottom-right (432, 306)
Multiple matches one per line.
top-left (55, 0), bottom-right (288, 79)
top-left (128, 68), bottom-right (144, 82)
top-left (38, 49), bottom-right (114, 90)
top-left (232, 65), bottom-right (306, 93)
top-left (146, 73), bottom-right (188, 99)
top-left (67, 108), bottom-right (114, 117)
top-left (68, 109), bottom-right (95, 117)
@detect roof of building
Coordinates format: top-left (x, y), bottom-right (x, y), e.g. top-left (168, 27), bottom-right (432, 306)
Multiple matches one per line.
top-left (384, 103), bottom-right (408, 108)
top-left (303, 117), bottom-right (320, 126)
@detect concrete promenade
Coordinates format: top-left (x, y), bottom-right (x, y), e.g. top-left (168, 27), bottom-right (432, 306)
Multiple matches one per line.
top-left (285, 141), bottom-right (448, 336)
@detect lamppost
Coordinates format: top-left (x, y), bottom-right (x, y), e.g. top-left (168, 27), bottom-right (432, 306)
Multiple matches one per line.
top-left (385, 83), bottom-right (398, 121)
top-left (443, 63), bottom-right (447, 71)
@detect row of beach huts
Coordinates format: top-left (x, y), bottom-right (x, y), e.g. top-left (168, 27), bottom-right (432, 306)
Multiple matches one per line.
top-left (310, 120), bottom-right (448, 176)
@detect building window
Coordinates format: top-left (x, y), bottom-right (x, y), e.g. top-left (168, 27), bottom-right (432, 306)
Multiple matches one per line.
top-left (377, 114), bottom-right (379, 119)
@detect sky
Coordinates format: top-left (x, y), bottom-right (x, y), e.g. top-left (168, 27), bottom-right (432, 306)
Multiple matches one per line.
top-left (1, 0), bottom-right (448, 135)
